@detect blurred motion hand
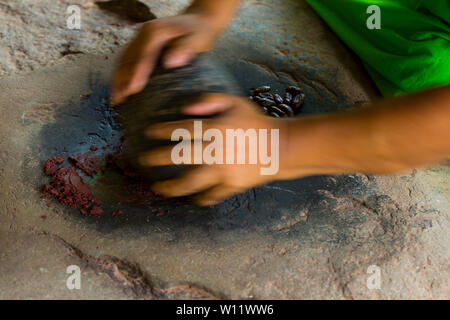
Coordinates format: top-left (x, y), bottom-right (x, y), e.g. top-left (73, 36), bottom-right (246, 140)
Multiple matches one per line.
top-left (139, 94), bottom-right (294, 206)
top-left (111, 14), bottom-right (222, 105)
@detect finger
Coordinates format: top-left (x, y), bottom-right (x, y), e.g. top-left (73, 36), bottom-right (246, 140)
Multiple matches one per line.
top-left (194, 185), bottom-right (243, 206)
top-left (110, 59), bottom-right (154, 105)
top-left (162, 34), bottom-right (209, 69)
top-left (111, 23), bottom-right (185, 105)
top-left (145, 118), bottom-right (214, 139)
top-left (138, 145), bottom-right (176, 167)
top-left (152, 166), bottom-right (220, 197)
top-left (163, 37), bottom-right (196, 69)
top-left (182, 93), bottom-right (238, 115)
top-left (111, 30), bottom-right (155, 105)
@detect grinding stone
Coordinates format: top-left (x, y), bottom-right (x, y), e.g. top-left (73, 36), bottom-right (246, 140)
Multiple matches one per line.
top-left (120, 53), bottom-right (243, 182)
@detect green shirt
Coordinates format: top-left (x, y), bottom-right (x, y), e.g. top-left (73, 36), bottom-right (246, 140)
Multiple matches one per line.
top-left (306, 0), bottom-right (450, 96)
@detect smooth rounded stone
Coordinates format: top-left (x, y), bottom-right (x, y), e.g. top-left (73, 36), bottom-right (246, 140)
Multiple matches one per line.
top-left (119, 53), bottom-right (242, 182)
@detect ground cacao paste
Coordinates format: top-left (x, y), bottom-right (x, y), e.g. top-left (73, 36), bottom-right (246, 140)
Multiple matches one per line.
top-left (43, 155), bottom-right (66, 175)
top-left (41, 166), bottom-right (102, 215)
top-left (69, 150), bottom-right (101, 176)
top-left (41, 145), bottom-right (162, 217)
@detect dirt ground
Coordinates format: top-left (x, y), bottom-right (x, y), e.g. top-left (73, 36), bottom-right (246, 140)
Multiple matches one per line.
top-left (0, 0), bottom-right (448, 299)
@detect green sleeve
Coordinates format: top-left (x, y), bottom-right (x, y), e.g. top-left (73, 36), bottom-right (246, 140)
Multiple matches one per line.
top-left (306, 0), bottom-right (450, 96)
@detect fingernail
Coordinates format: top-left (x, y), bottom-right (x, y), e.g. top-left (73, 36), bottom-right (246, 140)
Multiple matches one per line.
top-left (182, 101), bottom-right (223, 115)
top-left (182, 103), bottom-right (206, 114)
top-left (164, 55), bottom-right (187, 69)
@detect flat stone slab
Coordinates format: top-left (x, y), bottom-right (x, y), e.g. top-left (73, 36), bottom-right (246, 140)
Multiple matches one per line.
top-left (0, 0), bottom-right (448, 299)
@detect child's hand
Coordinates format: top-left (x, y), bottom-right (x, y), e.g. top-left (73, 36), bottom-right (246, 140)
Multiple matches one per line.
top-left (111, 14), bottom-right (221, 105)
top-left (139, 94), bottom-right (294, 206)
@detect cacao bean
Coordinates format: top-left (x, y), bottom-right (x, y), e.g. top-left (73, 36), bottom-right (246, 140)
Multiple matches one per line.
top-left (269, 112), bottom-right (281, 118)
top-left (258, 97), bottom-right (276, 108)
top-left (286, 86), bottom-right (303, 95)
top-left (273, 93), bottom-right (283, 105)
top-left (278, 104), bottom-right (294, 116)
top-left (292, 93), bottom-right (305, 110)
top-left (283, 92), bottom-right (292, 104)
top-left (270, 106), bottom-right (287, 117)
top-left (251, 86), bottom-right (271, 94)
top-left (259, 92), bottom-right (274, 99)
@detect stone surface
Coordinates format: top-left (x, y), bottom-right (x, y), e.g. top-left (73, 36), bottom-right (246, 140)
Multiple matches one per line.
top-left (0, 0), bottom-right (187, 75)
top-left (0, 0), bottom-right (448, 300)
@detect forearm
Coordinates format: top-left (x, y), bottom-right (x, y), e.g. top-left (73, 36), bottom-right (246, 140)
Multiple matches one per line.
top-left (285, 85), bottom-right (450, 176)
top-left (185, 0), bottom-right (241, 32)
